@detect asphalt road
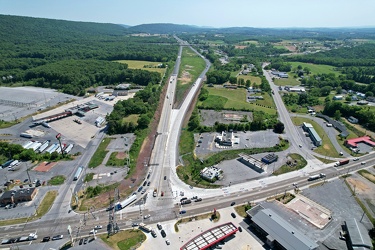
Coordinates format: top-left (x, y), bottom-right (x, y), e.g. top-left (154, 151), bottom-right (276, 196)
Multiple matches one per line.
top-left (1, 40), bottom-right (375, 250)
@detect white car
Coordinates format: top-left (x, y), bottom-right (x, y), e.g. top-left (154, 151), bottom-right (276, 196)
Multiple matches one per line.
top-left (353, 157), bottom-right (359, 161)
top-left (361, 161), bottom-right (366, 165)
top-left (89, 229), bottom-right (97, 234)
top-left (144, 214), bottom-right (150, 219)
top-left (94, 225), bottom-right (102, 230)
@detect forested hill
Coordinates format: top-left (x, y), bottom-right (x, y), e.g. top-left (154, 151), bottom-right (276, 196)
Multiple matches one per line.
top-left (0, 15), bottom-right (178, 95)
top-left (0, 14), bottom-right (129, 42)
top-left (127, 23), bottom-right (205, 34)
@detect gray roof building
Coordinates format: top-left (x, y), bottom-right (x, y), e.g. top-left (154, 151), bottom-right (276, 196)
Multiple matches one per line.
top-left (247, 206), bottom-right (319, 250)
top-left (344, 219), bottom-right (372, 250)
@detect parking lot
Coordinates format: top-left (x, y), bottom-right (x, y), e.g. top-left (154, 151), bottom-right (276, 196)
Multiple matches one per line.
top-left (195, 130), bottom-right (281, 159)
top-left (137, 207), bottom-right (264, 250)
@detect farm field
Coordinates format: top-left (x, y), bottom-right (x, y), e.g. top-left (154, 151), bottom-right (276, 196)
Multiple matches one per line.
top-left (199, 87), bottom-right (276, 115)
top-left (289, 62), bottom-right (340, 76)
top-left (115, 60), bottom-right (166, 74)
top-left (274, 77), bottom-right (300, 86)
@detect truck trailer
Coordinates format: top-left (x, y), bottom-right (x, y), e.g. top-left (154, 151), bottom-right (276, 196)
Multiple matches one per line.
top-left (115, 194), bottom-right (137, 211)
top-left (334, 159), bottom-right (350, 167)
top-left (308, 173), bottom-right (326, 181)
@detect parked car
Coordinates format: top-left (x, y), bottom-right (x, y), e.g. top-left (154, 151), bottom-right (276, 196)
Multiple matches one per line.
top-left (52, 235), bottom-right (63, 241)
top-left (166, 239), bottom-right (170, 245)
top-left (157, 223), bottom-right (162, 230)
top-left (238, 226), bottom-right (242, 232)
top-left (231, 212), bottom-right (236, 218)
top-left (79, 238), bottom-right (83, 245)
top-left (83, 238), bottom-right (88, 244)
top-left (195, 198), bottom-right (202, 202)
top-left (144, 214), bottom-right (150, 219)
top-left (42, 236), bottom-right (50, 242)
top-left (161, 229), bottom-right (166, 238)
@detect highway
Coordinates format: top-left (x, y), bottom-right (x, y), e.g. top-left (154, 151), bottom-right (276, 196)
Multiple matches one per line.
top-left (1, 38), bottom-right (375, 249)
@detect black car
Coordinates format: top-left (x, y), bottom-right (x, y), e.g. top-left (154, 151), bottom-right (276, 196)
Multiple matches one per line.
top-left (42, 236), bottom-right (50, 242)
top-left (147, 181), bottom-right (151, 186)
top-left (230, 202), bottom-right (235, 206)
top-left (143, 181), bottom-right (147, 186)
top-left (157, 223), bottom-right (162, 230)
top-left (231, 212), bottom-right (236, 218)
top-left (195, 198), bottom-right (202, 202)
top-left (79, 238), bottom-right (83, 245)
top-left (161, 229), bottom-right (166, 238)
top-left (238, 226), bottom-right (242, 232)
top-left (164, 176), bottom-right (167, 180)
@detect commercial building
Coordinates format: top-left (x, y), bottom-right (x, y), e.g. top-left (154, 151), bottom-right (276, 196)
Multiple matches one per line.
top-left (343, 219), bottom-right (373, 250)
top-left (345, 136), bottom-right (375, 148)
top-left (200, 166), bottom-right (222, 182)
top-left (333, 95), bottom-right (343, 100)
top-left (246, 206), bottom-right (319, 250)
top-left (302, 122), bottom-right (322, 146)
top-left (0, 188), bottom-right (37, 206)
top-left (288, 87), bottom-right (306, 93)
top-left (238, 153), bottom-right (265, 173)
top-left (271, 71), bottom-right (289, 78)
top-left (95, 116), bottom-right (105, 127)
top-left (261, 153), bottom-right (278, 164)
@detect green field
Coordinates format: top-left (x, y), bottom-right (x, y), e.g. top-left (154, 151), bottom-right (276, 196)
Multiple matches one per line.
top-left (274, 77), bottom-right (300, 86)
top-left (289, 62), bottom-right (340, 76)
top-left (100, 229), bottom-right (146, 250)
top-left (48, 175), bottom-right (65, 185)
top-left (237, 74), bottom-right (262, 85)
top-left (115, 60), bottom-right (166, 74)
top-left (199, 87), bottom-right (276, 114)
top-left (88, 138), bottom-right (111, 168)
top-left (122, 114), bottom-right (139, 125)
top-left (175, 47), bottom-right (206, 105)
top-left (291, 117), bottom-right (340, 158)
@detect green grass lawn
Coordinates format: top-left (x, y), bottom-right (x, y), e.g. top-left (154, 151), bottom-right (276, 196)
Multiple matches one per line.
top-left (175, 47), bottom-right (206, 105)
top-left (253, 93), bottom-right (275, 108)
top-left (274, 78), bottom-right (300, 86)
top-left (48, 175), bottom-right (66, 185)
top-left (273, 153), bottom-right (307, 175)
top-left (237, 74), bottom-right (262, 85)
top-left (199, 87), bottom-right (276, 114)
top-left (122, 114), bottom-right (139, 125)
top-left (291, 117), bottom-right (340, 158)
top-left (106, 152), bottom-right (126, 167)
top-left (100, 229), bottom-right (146, 250)
top-left (88, 138), bottom-right (111, 168)
top-left (115, 60), bottom-right (166, 74)
top-left (289, 62), bottom-right (340, 76)
top-left (84, 173), bottom-right (94, 182)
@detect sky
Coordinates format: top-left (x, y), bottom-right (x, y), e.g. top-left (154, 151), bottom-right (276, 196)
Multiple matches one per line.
top-left (1, 0), bottom-right (374, 28)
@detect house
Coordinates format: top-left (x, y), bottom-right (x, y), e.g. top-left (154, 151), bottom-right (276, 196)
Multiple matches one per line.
top-left (302, 122), bottom-right (322, 146)
top-left (356, 92), bottom-right (366, 99)
top-left (333, 95), bottom-right (343, 100)
top-left (347, 116), bottom-right (358, 124)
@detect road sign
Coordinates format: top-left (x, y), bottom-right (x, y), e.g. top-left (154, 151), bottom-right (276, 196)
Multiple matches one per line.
top-left (56, 133), bottom-right (61, 139)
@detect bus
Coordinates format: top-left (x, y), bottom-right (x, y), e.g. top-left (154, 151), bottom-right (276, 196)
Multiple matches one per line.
top-left (73, 166), bottom-right (84, 181)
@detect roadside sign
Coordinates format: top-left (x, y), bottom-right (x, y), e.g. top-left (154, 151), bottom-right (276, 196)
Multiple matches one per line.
top-left (56, 133), bottom-right (61, 139)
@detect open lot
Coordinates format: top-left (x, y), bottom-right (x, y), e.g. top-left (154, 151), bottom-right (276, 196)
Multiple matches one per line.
top-left (115, 60), bottom-right (167, 75)
top-left (0, 86), bottom-right (76, 122)
top-left (199, 110), bottom-right (253, 127)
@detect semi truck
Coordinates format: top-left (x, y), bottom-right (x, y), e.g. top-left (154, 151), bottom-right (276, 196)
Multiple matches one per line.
top-left (334, 159), bottom-right (350, 167)
top-left (308, 173), bottom-right (326, 181)
top-left (115, 194), bottom-right (137, 211)
top-left (139, 223), bottom-right (152, 233)
top-left (37, 140), bottom-right (50, 153)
